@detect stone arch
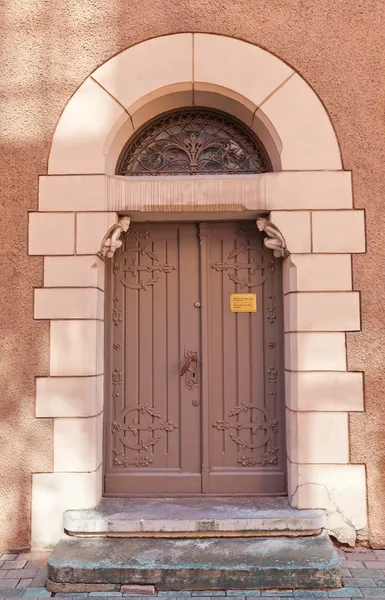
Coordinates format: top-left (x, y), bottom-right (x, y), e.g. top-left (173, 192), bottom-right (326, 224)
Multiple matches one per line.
top-left (47, 33), bottom-right (342, 176)
top-left (30, 33), bottom-right (366, 548)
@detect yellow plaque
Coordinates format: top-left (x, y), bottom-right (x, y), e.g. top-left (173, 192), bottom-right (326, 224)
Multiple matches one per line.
top-left (230, 293), bottom-right (257, 313)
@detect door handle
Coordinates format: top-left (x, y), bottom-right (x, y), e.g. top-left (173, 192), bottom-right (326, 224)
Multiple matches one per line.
top-left (181, 347), bottom-right (199, 390)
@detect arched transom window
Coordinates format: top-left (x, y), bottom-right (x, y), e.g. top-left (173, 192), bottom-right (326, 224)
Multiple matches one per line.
top-left (116, 108), bottom-right (271, 176)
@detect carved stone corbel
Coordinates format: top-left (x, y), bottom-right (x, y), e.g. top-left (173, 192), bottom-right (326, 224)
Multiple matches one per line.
top-left (256, 217), bottom-right (289, 259)
top-left (98, 216), bottom-right (131, 260)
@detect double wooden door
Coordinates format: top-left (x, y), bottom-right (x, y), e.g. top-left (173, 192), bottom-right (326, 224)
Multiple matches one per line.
top-left (105, 222), bottom-right (285, 496)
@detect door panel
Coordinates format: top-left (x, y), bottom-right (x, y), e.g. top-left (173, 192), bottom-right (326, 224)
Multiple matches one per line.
top-left (105, 224), bottom-right (201, 495)
top-left (203, 222), bottom-right (286, 494)
top-left (105, 221), bottom-right (286, 496)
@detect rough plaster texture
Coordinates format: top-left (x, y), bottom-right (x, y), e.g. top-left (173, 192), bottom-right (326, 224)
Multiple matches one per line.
top-left (0, 0), bottom-right (384, 550)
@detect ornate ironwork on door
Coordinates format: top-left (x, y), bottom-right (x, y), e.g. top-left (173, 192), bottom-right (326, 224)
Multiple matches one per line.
top-left (116, 109), bottom-right (271, 176)
top-left (211, 245), bottom-right (274, 289)
top-left (212, 404), bottom-right (279, 468)
top-left (209, 226), bottom-right (282, 472)
top-left (106, 223), bottom-right (286, 495)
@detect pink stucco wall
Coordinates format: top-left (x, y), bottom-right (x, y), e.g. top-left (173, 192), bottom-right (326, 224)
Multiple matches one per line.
top-left (0, 0), bottom-right (384, 550)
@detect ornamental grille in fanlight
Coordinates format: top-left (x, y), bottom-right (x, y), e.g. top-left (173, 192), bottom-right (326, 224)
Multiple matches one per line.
top-left (116, 108), bottom-right (271, 176)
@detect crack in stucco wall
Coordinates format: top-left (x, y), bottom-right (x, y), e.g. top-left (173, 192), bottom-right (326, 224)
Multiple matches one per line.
top-left (290, 481), bottom-right (367, 546)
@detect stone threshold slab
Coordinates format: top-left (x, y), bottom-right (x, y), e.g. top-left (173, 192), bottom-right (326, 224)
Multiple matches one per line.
top-left (64, 497), bottom-right (325, 537)
top-left (47, 532), bottom-right (340, 590)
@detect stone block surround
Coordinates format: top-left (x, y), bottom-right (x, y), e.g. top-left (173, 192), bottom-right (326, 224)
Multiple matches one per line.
top-left (28, 33), bottom-right (366, 548)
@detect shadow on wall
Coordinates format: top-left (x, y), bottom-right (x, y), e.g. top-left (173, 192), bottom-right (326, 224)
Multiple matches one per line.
top-left (0, 0), bottom-right (183, 553)
top-left (1, 0), bottom-right (382, 551)
top-left (0, 0), bottom-right (130, 552)
top-left (0, 275), bottom-right (52, 552)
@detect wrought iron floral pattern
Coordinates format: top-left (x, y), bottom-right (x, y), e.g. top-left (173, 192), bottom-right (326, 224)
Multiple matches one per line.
top-left (266, 363), bottom-right (278, 404)
top-left (265, 295), bottom-right (276, 323)
top-left (211, 245), bottom-right (270, 289)
top-left (112, 296), bottom-right (122, 326)
top-left (112, 404), bottom-right (179, 468)
top-left (112, 449), bottom-right (153, 468)
top-left (114, 245), bottom-right (176, 291)
top-left (212, 403), bottom-right (279, 468)
top-left (267, 367), bottom-right (277, 383)
top-left (128, 231), bottom-right (151, 240)
top-left (117, 109), bottom-right (271, 176)
top-left (237, 455), bottom-right (258, 467)
top-left (262, 448), bottom-right (279, 466)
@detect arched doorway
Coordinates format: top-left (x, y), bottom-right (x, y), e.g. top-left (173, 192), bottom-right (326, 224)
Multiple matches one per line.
top-left (104, 108), bottom-right (285, 495)
top-left (30, 33), bottom-right (365, 547)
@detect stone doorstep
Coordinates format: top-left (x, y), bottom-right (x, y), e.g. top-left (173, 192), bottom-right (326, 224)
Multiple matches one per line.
top-left (47, 532), bottom-right (340, 591)
top-left (70, 530), bottom-right (323, 540)
top-left (64, 498), bottom-right (326, 537)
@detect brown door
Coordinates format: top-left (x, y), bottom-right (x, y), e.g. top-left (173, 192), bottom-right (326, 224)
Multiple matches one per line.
top-left (105, 222), bottom-right (285, 496)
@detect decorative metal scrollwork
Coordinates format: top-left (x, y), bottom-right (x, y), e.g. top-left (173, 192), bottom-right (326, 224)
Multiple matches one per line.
top-left (266, 361), bottom-right (278, 405)
top-left (128, 231), bottom-right (151, 241)
top-left (212, 403), bottom-right (279, 468)
top-left (265, 295), bottom-right (276, 323)
top-left (112, 449), bottom-right (154, 469)
top-left (211, 245), bottom-right (271, 289)
top-left (112, 404), bottom-right (179, 468)
top-left (114, 245), bottom-right (176, 291)
top-left (117, 108), bottom-right (271, 176)
top-left (112, 296), bottom-right (122, 327)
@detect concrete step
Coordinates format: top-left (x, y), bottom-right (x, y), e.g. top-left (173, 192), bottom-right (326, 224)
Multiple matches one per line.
top-left (47, 532), bottom-right (340, 591)
top-left (64, 497), bottom-right (326, 538)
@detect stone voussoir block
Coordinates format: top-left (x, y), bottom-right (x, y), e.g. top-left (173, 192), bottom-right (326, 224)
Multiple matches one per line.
top-left (47, 78), bottom-right (128, 175)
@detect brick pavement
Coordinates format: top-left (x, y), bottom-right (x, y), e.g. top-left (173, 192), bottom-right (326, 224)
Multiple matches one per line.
top-left (2, 547), bottom-right (385, 600)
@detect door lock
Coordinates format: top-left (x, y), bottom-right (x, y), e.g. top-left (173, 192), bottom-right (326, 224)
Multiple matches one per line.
top-left (181, 346), bottom-right (199, 391)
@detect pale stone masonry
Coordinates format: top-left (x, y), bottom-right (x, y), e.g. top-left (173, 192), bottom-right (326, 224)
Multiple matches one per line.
top-left (28, 33), bottom-right (366, 548)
